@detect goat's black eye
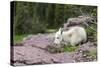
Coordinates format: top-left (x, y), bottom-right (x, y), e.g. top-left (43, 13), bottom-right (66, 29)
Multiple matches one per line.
top-left (57, 37), bottom-right (59, 39)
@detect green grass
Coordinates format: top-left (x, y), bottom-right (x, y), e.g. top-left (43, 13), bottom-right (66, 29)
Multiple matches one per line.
top-left (85, 23), bottom-right (97, 42)
top-left (84, 50), bottom-right (97, 58)
top-left (14, 34), bottom-right (28, 44)
top-left (13, 29), bottom-right (57, 44)
top-left (63, 45), bottom-right (79, 52)
top-left (45, 29), bottom-right (57, 33)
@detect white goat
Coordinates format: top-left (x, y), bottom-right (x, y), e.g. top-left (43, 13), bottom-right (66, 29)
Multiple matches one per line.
top-left (54, 26), bottom-right (87, 46)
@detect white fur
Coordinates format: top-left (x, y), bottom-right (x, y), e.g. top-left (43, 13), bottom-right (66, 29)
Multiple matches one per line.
top-left (54, 26), bottom-right (87, 46)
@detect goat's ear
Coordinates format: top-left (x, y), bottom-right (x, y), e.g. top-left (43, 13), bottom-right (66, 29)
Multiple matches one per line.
top-left (59, 28), bottom-right (62, 31)
top-left (59, 28), bottom-right (63, 34)
top-left (61, 28), bottom-right (63, 34)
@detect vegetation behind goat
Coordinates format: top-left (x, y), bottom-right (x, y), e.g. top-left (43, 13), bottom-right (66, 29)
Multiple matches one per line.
top-left (13, 1), bottom-right (97, 35)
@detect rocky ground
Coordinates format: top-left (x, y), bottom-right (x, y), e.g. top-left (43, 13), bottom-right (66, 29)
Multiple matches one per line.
top-left (11, 33), bottom-right (97, 66)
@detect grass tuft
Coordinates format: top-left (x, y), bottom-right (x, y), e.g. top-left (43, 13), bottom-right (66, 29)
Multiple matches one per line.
top-left (63, 45), bottom-right (79, 52)
top-left (14, 34), bottom-right (27, 44)
top-left (45, 29), bottom-right (57, 33)
top-left (84, 50), bottom-right (97, 58)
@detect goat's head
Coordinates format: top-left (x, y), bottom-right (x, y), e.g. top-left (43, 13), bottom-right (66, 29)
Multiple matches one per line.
top-left (54, 28), bottom-right (63, 45)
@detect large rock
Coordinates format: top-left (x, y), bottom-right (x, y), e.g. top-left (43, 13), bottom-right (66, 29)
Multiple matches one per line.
top-left (63, 16), bottom-right (93, 30)
top-left (51, 52), bottom-right (74, 63)
top-left (12, 46), bottom-right (52, 65)
top-left (79, 41), bottom-right (97, 52)
top-left (11, 46), bottom-right (74, 66)
top-left (22, 34), bottom-right (54, 49)
top-left (12, 33), bottom-right (97, 66)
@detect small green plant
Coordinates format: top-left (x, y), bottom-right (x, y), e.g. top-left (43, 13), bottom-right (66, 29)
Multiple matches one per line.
top-left (63, 45), bottom-right (79, 52)
top-left (14, 34), bottom-right (27, 44)
top-left (84, 50), bottom-right (97, 58)
top-left (45, 29), bottom-right (57, 33)
top-left (85, 23), bottom-right (97, 42)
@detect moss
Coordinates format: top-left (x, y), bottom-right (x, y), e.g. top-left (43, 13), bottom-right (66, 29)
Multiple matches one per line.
top-left (85, 23), bottom-right (97, 42)
top-left (13, 34), bottom-right (28, 44)
top-left (63, 45), bottom-right (79, 52)
top-left (84, 50), bottom-right (97, 58)
top-left (45, 29), bottom-right (57, 33)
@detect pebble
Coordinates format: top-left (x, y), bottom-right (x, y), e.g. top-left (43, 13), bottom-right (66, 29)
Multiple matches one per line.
top-left (83, 54), bottom-right (87, 57)
top-left (75, 52), bottom-right (79, 54)
top-left (79, 50), bottom-right (82, 53)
